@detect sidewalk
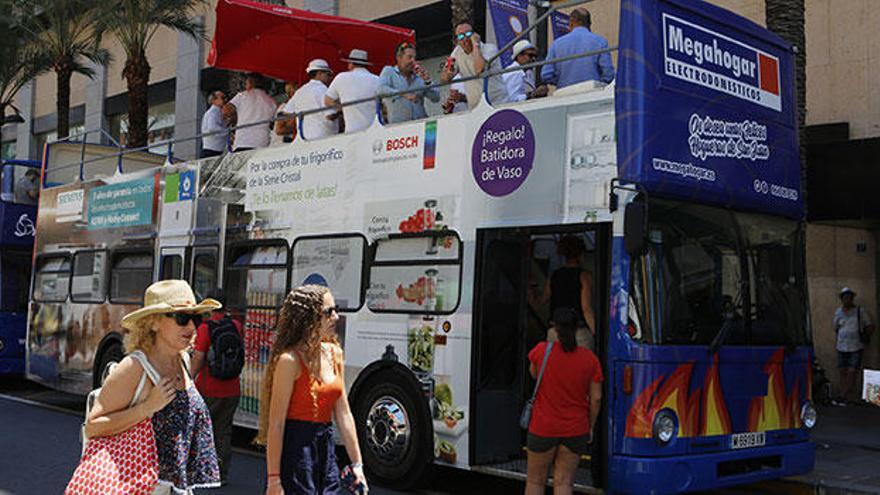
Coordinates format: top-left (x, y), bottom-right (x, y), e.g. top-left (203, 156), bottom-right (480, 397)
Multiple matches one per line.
top-left (785, 403), bottom-right (880, 494)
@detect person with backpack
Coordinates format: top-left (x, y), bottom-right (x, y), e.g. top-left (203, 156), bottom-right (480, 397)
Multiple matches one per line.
top-left (190, 288), bottom-right (244, 486)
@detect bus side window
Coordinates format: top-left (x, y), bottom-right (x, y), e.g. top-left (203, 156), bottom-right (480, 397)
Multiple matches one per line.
top-left (71, 251), bottom-right (107, 303)
top-left (110, 251), bottom-right (154, 304)
top-left (160, 255), bottom-right (183, 281)
top-left (225, 243), bottom-right (288, 310)
top-left (191, 252), bottom-right (218, 300)
top-left (33, 255), bottom-right (72, 302)
top-left (366, 233), bottom-right (462, 314)
top-left (291, 235), bottom-right (365, 311)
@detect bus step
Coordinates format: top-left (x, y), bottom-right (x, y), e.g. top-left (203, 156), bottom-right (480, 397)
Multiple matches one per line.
top-left (471, 459), bottom-right (599, 494)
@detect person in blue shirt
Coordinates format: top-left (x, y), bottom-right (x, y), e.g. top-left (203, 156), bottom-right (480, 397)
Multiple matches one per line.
top-left (541, 8), bottom-right (615, 88)
top-left (378, 42), bottom-right (440, 123)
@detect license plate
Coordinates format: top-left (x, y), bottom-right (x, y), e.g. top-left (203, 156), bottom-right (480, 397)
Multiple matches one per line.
top-left (730, 432), bottom-right (765, 449)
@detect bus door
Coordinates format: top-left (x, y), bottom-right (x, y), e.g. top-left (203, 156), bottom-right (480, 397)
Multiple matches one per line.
top-left (471, 226), bottom-right (607, 481)
top-left (189, 246), bottom-right (220, 301)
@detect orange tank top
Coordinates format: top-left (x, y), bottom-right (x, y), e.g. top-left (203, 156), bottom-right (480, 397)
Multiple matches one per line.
top-left (287, 349), bottom-right (344, 423)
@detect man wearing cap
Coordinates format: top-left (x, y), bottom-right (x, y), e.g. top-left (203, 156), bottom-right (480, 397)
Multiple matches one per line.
top-left (226, 73), bottom-right (278, 151)
top-left (541, 8), bottom-right (615, 88)
top-left (832, 287), bottom-right (874, 406)
top-left (378, 42), bottom-right (440, 123)
top-left (278, 60), bottom-right (338, 140)
top-left (503, 40), bottom-right (548, 102)
top-left (440, 22), bottom-right (510, 109)
top-left (324, 49), bottom-right (381, 133)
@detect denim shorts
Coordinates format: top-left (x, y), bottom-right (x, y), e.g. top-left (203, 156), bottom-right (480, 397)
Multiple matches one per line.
top-left (837, 350), bottom-right (863, 369)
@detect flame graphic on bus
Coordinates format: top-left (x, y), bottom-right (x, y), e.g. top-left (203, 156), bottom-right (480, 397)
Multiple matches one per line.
top-left (747, 348), bottom-right (803, 431)
top-left (625, 356), bottom-right (732, 438)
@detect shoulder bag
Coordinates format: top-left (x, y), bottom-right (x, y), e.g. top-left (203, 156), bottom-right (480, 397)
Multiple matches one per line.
top-left (520, 342), bottom-right (554, 430)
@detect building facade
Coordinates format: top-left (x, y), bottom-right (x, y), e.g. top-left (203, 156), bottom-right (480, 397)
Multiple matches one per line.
top-left (1, 0), bottom-right (876, 391)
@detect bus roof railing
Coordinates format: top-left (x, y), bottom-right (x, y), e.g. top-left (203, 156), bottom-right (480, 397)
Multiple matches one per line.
top-left (47, 0), bottom-right (615, 182)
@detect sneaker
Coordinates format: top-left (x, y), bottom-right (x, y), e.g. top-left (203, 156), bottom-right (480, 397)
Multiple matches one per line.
top-left (830, 398), bottom-right (847, 407)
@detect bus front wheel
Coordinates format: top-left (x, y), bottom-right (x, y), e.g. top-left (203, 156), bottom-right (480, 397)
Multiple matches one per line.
top-left (93, 341), bottom-right (124, 389)
top-left (354, 369), bottom-right (432, 489)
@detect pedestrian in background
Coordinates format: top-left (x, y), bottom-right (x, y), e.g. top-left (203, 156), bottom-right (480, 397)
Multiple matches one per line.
top-left (324, 49), bottom-right (381, 133)
top-left (378, 42), bottom-right (439, 123)
top-left (84, 280), bottom-right (221, 494)
top-left (190, 289), bottom-right (244, 487)
top-left (832, 287), bottom-right (874, 406)
top-left (200, 91), bottom-right (227, 158)
top-left (258, 285), bottom-right (367, 494)
top-left (525, 307), bottom-right (602, 495)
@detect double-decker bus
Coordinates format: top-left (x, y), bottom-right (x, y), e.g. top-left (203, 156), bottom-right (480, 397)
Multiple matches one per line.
top-left (0, 159), bottom-right (39, 374)
top-left (28, 0), bottom-right (815, 492)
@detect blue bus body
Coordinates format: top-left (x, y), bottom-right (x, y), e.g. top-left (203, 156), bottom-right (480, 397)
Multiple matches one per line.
top-left (0, 160), bottom-right (39, 374)
top-left (608, 0), bottom-right (812, 492)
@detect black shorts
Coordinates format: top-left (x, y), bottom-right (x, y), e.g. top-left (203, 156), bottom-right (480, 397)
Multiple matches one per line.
top-left (527, 432), bottom-right (591, 456)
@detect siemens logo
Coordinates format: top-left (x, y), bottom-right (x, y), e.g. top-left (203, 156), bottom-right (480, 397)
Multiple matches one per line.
top-left (662, 13), bottom-right (781, 112)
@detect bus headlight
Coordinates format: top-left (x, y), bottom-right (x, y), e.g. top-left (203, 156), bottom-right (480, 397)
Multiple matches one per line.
top-left (653, 409), bottom-right (678, 445)
top-left (801, 402), bottom-right (817, 429)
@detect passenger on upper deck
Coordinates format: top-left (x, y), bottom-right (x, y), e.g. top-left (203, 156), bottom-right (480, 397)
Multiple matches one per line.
top-left (440, 23), bottom-right (510, 108)
top-left (503, 40), bottom-right (549, 102)
top-left (226, 73), bottom-right (277, 152)
top-left (271, 81), bottom-right (298, 146)
top-left (200, 91), bottom-right (228, 158)
top-left (324, 49), bottom-right (381, 133)
top-left (14, 168), bottom-right (39, 205)
top-left (378, 42), bottom-right (440, 124)
top-left (540, 8), bottom-right (615, 89)
top-left (280, 59), bottom-right (339, 141)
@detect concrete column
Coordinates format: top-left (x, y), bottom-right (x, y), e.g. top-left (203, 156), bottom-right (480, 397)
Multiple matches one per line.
top-left (15, 81), bottom-right (35, 160)
top-left (173, 16), bottom-right (204, 160)
top-left (84, 60), bottom-right (108, 144)
top-left (304, 0), bottom-right (337, 15)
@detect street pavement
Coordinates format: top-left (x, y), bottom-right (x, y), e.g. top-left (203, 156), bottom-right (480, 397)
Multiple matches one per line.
top-left (2, 375), bottom-right (880, 495)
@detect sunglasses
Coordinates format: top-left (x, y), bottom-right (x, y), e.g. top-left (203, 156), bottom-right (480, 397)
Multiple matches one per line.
top-left (455, 31), bottom-right (474, 41)
top-left (165, 312), bottom-right (205, 327)
top-left (322, 305), bottom-right (340, 317)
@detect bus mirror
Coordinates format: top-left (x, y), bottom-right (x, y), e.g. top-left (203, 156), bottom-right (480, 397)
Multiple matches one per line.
top-left (624, 202), bottom-right (647, 256)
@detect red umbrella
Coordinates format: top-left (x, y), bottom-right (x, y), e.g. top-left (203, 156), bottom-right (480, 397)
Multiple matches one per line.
top-left (207, 0), bottom-right (415, 84)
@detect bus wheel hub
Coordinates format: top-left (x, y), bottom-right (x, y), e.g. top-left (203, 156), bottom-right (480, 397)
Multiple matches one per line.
top-left (366, 396), bottom-right (410, 463)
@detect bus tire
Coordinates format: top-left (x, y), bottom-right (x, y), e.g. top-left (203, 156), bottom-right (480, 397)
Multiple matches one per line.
top-left (353, 368), bottom-right (432, 489)
top-left (93, 340), bottom-right (125, 389)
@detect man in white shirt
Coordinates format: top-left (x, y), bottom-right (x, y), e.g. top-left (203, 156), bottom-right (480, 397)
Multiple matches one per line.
top-left (271, 81), bottom-right (298, 147)
top-left (277, 59), bottom-right (338, 140)
top-left (324, 49), bottom-right (381, 133)
top-left (226, 73), bottom-right (277, 151)
top-left (439, 23), bottom-right (509, 108)
top-left (503, 40), bottom-right (548, 102)
top-left (200, 91), bottom-right (227, 158)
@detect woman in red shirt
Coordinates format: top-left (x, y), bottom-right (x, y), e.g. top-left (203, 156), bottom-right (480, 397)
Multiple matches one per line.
top-left (525, 307), bottom-right (603, 495)
top-left (257, 285), bottom-right (367, 494)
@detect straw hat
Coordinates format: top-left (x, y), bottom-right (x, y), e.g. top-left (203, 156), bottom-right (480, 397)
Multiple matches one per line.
top-left (305, 58), bottom-right (332, 74)
top-left (512, 39), bottom-right (536, 59)
top-left (341, 49), bottom-right (372, 66)
top-left (121, 280), bottom-right (221, 330)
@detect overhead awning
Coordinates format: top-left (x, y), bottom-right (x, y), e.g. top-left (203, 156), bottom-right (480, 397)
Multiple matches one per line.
top-left (207, 0), bottom-right (416, 84)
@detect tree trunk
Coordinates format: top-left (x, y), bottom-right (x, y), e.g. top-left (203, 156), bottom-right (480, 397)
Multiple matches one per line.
top-left (450, 0), bottom-right (474, 27)
top-left (765, 0), bottom-right (806, 207)
top-left (124, 50), bottom-right (151, 148)
top-left (55, 60), bottom-right (73, 140)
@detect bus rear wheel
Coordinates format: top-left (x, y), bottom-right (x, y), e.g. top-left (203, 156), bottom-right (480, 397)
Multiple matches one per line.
top-left (354, 369), bottom-right (432, 489)
top-left (93, 341), bottom-right (124, 389)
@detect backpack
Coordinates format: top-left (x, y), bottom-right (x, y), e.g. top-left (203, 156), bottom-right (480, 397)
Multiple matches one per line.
top-left (207, 316), bottom-right (245, 380)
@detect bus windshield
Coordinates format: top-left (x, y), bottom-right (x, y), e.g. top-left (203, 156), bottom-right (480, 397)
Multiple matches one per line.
top-left (630, 199), bottom-right (808, 346)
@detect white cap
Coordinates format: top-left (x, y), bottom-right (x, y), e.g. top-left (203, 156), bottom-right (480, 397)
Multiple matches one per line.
top-left (512, 39), bottom-right (536, 59)
top-left (305, 59), bottom-right (332, 74)
top-left (341, 49), bottom-right (371, 66)
top-left (840, 287), bottom-right (856, 296)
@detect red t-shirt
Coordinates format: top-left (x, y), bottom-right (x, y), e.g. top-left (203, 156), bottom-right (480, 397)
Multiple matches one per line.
top-left (527, 341), bottom-right (603, 437)
top-left (193, 313), bottom-right (243, 398)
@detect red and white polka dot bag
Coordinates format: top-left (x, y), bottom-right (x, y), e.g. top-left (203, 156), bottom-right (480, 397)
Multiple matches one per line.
top-left (66, 351), bottom-right (160, 495)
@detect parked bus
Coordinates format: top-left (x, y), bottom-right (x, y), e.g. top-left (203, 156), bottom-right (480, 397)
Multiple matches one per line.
top-left (0, 160), bottom-right (39, 374)
top-left (27, 0), bottom-right (815, 492)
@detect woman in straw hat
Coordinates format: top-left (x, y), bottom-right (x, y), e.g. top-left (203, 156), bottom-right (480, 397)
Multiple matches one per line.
top-left (258, 285), bottom-right (367, 494)
top-left (83, 280), bottom-right (222, 494)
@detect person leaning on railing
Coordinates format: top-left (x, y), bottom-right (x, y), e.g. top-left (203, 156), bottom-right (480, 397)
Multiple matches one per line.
top-left (503, 40), bottom-right (549, 102)
top-left (440, 22), bottom-right (510, 108)
top-left (378, 42), bottom-right (440, 124)
top-left (541, 8), bottom-right (615, 89)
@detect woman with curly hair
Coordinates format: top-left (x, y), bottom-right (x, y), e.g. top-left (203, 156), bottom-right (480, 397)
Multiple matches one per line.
top-left (83, 280), bottom-right (221, 494)
top-left (258, 285), bottom-right (367, 494)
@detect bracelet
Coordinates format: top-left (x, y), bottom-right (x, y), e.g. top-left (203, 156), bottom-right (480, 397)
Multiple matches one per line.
top-left (350, 462), bottom-right (363, 469)
top-left (267, 473), bottom-right (280, 478)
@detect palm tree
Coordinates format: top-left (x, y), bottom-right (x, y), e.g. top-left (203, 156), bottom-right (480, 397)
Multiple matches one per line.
top-left (765, 0), bottom-right (806, 200)
top-left (31, 0), bottom-right (109, 139)
top-left (96, 0), bottom-right (206, 148)
top-left (0, 3), bottom-right (52, 126)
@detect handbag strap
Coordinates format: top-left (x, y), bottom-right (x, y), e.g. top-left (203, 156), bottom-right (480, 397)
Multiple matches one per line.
top-left (529, 342), bottom-right (554, 401)
top-left (129, 350), bottom-right (162, 385)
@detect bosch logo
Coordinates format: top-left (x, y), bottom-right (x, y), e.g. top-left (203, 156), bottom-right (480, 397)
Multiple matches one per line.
top-left (386, 136), bottom-right (419, 151)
